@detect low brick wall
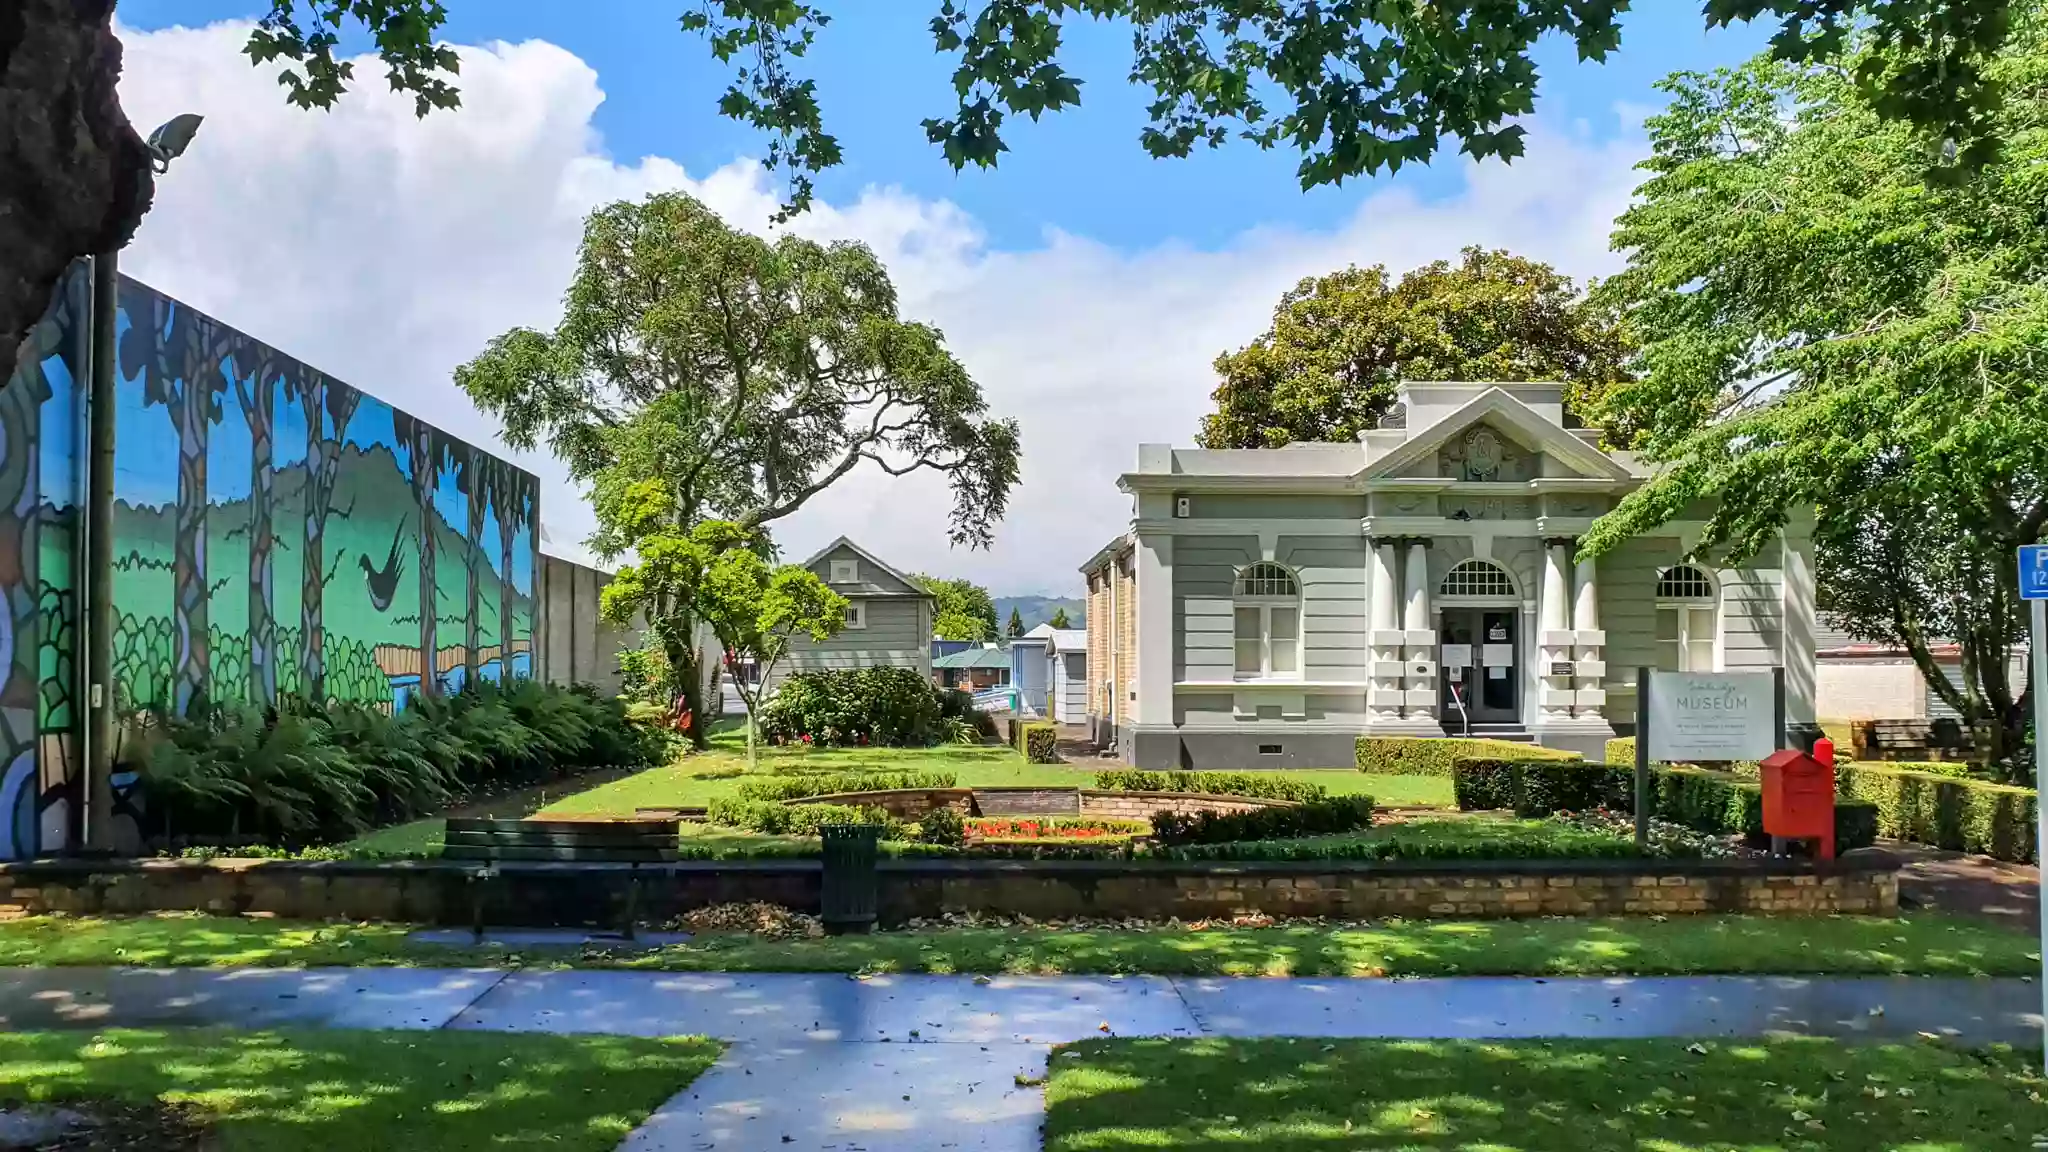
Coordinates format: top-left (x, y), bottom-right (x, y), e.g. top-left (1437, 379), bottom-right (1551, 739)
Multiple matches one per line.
top-left (0, 852), bottom-right (1898, 927)
top-left (1077, 790), bottom-right (1286, 821)
top-left (784, 788), bottom-right (1284, 822)
top-left (791, 789), bottom-right (977, 819)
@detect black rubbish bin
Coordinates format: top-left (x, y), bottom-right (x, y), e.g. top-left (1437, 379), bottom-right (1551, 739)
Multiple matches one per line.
top-left (819, 823), bottom-right (883, 935)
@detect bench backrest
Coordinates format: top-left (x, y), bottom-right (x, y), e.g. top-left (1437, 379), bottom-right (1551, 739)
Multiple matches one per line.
top-left (443, 817), bottom-right (679, 863)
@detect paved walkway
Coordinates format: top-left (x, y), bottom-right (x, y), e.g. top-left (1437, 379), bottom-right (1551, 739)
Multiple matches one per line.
top-left (1887, 839), bottom-right (2042, 933)
top-left (0, 966), bottom-right (2038, 1150)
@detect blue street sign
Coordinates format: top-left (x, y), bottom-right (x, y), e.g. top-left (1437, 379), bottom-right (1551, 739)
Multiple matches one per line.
top-left (2023, 544), bottom-right (2048, 601)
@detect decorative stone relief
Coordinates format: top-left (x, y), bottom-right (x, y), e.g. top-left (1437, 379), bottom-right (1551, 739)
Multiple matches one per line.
top-left (1437, 424), bottom-right (1528, 482)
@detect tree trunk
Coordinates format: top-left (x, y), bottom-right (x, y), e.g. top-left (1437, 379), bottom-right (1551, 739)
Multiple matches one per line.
top-left (463, 452), bottom-right (484, 687)
top-left (170, 340), bottom-right (213, 718)
top-left (239, 362), bottom-right (275, 706)
top-left (495, 475), bottom-right (516, 681)
top-left (664, 628), bottom-right (709, 752)
top-left (1, 0), bottom-right (152, 381)
top-left (297, 375), bottom-right (359, 704)
top-left (410, 424), bottom-right (438, 697)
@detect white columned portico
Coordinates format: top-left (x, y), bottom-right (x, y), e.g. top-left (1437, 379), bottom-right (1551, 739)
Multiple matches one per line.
top-left (1367, 539), bottom-right (1405, 723)
top-left (1537, 539), bottom-right (1575, 724)
top-left (1401, 539), bottom-right (1437, 720)
top-left (1133, 531), bottom-right (1173, 727)
top-left (1572, 551), bottom-right (1608, 720)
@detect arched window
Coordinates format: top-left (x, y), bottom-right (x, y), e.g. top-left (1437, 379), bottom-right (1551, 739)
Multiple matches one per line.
top-left (1439, 560), bottom-right (1517, 599)
top-left (1655, 565), bottom-right (1718, 671)
top-left (1233, 562), bottom-right (1300, 677)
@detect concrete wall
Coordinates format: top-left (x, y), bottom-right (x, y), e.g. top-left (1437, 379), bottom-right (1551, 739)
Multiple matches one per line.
top-left (535, 553), bottom-right (641, 697)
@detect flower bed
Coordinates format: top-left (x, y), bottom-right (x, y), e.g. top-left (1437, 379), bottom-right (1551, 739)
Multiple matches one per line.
top-left (965, 817), bottom-right (1148, 841)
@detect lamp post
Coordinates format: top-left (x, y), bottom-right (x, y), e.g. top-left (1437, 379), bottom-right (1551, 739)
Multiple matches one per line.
top-left (80, 114), bottom-right (202, 852)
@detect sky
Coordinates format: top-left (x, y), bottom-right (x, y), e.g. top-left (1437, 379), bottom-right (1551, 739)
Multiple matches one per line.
top-left (108, 2), bottom-right (1771, 596)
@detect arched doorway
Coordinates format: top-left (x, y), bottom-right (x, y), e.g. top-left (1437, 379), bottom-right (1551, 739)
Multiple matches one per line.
top-left (1436, 560), bottom-right (1521, 726)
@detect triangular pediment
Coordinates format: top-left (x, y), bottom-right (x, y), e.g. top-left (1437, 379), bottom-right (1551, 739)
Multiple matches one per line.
top-left (1359, 388), bottom-right (1631, 482)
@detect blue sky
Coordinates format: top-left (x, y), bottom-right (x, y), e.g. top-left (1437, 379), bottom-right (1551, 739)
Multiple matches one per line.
top-left (118, 1), bottom-right (1769, 252)
top-left (111, 4), bottom-right (1775, 594)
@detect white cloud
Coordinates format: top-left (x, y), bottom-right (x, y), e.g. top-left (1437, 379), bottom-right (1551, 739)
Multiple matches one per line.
top-left (116, 19), bottom-right (1645, 597)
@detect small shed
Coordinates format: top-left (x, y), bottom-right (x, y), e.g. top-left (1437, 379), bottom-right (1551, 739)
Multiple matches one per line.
top-left (933, 645), bottom-right (1011, 691)
top-left (1010, 626), bottom-right (1053, 717)
top-left (1045, 628), bottom-right (1088, 722)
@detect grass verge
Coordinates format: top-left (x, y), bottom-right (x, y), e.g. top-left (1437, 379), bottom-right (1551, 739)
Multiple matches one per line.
top-left (0, 1027), bottom-right (719, 1152)
top-left (0, 912), bottom-right (2033, 977)
top-left (1044, 1036), bottom-right (2048, 1151)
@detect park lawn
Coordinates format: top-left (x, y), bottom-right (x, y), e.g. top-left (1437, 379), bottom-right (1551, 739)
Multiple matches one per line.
top-left (0, 1027), bottom-right (719, 1152)
top-left (0, 912), bottom-right (2034, 978)
top-left (536, 730), bottom-right (1449, 818)
top-left (1042, 1036), bottom-right (2048, 1151)
top-left (338, 732), bottom-right (1450, 856)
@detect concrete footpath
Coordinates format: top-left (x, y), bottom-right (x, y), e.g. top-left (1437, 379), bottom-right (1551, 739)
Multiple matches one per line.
top-left (1, 966), bottom-right (2039, 1151)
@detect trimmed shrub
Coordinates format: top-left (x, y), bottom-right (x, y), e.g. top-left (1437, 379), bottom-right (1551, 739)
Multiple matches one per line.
top-left (1454, 759), bottom-right (1878, 853)
top-left (1150, 794), bottom-right (1376, 846)
top-left (1838, 764), bottom-right (2036, 863)
top-left (1019, 721), bottom-right (1060, 763)
top-left (1356, 736), bottom-right (1577, 777)
top-left (917, 805), bottom-right (966, 847)
top-left (757, 667), bottom-right (945, 747)
top-left (1450, 758), bottom-right (1630, 816)
top-left (1093, 770), bottom-right (1327, 803)
top-left (735, 770), bottom-right (957, 802)
top-left (1162, 818), bottom-right (1643, 862)
top-left (705, 797), bottom-right (901, 836)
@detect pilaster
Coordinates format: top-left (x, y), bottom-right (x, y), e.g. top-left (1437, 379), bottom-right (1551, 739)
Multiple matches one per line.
top-left (1134, 531), bottom-right (1173, 727)
top-left (1400, 538), bottom-right (1437, 717)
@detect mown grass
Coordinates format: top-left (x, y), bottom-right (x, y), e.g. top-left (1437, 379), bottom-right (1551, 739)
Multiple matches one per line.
top-left (340, 729), bottom-right (1452, 857)
top-left (0, 911), bottom-right (2033, 977)
top-left (1043, 1036), bottom-right (2048, 1151)
top-left (0, 1027), bottom-right (719, 1152)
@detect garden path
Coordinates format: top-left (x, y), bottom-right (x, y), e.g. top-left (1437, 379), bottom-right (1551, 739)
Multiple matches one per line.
top-left (1886, 839), bottom-right (2041, 933)
top-left (0, 965), bottom-right (2037, 1150)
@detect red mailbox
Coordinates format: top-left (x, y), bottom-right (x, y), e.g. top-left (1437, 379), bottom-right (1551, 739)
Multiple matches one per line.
top-left (1759, 749), bottom-right (1837, 860)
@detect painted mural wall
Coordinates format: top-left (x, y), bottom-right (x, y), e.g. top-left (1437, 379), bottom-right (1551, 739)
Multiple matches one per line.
top-left (0, 264), bottom-right (541, 859)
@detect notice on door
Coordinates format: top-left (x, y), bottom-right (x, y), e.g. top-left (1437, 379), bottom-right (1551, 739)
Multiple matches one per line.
top-left (1481, 644), bottom-right (1513, 667)
top-left (1442, 644), bottom-right (1473, 668)
top-left (1645, 671), bottom-right (1776, 761)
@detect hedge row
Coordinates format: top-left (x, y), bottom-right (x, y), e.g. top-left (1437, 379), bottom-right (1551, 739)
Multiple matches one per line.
top-left (1838, 764), bottom-right (2037, 863)
top-left (1451, 758), bottom-right (1879, 854)
top-left (735, 770), bottom-right (957, 802)
top-left (1010, 720), bottom-right (1059, 763)
top-left (1160, 820), bottom-right (1643, 862)
top-left (704, 797), bottom-right (900, 836)
top-left (1602, 736), bottom-right (1976, 782)
top-left (1092, 770), bottom-right (1326, 802)
top-left (1356, 735), bottom-right (1577, 777)
top-left (1150, 794), bottom-right (1376, 846)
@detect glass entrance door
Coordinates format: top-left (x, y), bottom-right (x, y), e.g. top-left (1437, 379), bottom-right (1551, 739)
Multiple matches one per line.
top-left (1439, 608), bottom-right (1518, 725)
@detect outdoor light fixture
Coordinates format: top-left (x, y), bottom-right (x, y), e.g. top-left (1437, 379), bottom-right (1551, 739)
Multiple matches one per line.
top-left (145, 113), bottom-right (205, 173)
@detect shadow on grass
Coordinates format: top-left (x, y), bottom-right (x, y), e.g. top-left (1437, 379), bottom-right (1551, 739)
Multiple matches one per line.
top-left (2, 912), bottom-right (2036, 977)
top-left (0, 1027), bottom-right (719, 1152)
top-left (1043, 1035), bottom-right (2047, 1151)
top-left (625, 914), bottom-right (2038, 978)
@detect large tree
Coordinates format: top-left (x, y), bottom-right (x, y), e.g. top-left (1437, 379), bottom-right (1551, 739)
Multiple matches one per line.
top-left (1198, 249), bottom-right (1629, 448)
top-left (1580, 15), bottom-right (2048, 776)
top-left (604, 511), bottom-right (845, 770)
top-left (3, 0), bottom-right (2031, 376)
top-left (915, 573), bottom-right (999, 642)
top-left (457, 190), bottom-right (1019, 747)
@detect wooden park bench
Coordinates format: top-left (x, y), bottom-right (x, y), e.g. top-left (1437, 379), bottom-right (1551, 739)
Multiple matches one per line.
top-left (443, 817), bottom-right (678, 942)
top-left (1851, 718), bottom-right (1976, 762)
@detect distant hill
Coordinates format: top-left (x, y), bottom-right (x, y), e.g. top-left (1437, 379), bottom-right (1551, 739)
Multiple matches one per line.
top-left (994, 595), bottom-right (1086, 633)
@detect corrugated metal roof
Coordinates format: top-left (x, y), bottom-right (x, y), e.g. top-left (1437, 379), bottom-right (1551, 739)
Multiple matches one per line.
top-left (932, 647), bottom-right (1012, 670)
top-left (1047, 628), bottom-right (1087, 653)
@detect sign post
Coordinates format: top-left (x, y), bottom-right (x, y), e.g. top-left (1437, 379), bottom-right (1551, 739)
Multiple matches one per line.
top-left (1639, 669), bottom-right (1779, 854)
top-left (2018, 544), bottom-right (2048, 1073)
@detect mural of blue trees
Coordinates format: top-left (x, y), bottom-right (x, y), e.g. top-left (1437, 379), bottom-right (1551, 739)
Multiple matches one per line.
top-left (0, 265), bottom-right (542, 860)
